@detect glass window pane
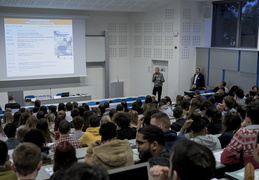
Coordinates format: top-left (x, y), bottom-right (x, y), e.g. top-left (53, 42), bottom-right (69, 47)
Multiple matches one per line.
top-left (240, 0), bottom-right (259, 48)
top-left (212, 2), bottom-right (239, 47)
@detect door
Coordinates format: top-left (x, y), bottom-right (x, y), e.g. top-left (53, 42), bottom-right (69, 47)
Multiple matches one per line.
top-left (151, 60), bottom-right (168, 99)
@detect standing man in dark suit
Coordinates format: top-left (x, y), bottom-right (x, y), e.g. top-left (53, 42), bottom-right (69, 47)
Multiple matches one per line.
top-left (191, 67), bottom-right (206, 90)
top-left (152, 67), bottom-right (165, 103)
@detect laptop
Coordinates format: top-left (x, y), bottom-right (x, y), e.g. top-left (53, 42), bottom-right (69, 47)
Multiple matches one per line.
top-left (61, 92), bottom-right (70, 97)
top-left (108, 162), bottom-right (150, 180)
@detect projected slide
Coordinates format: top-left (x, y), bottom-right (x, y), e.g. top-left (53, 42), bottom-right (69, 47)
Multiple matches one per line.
top-left (4, 18), bottom-right (74, 77)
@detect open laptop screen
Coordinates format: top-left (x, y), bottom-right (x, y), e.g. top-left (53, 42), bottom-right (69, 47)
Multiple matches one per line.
top-left (108, 162), bottom-right (150, 180)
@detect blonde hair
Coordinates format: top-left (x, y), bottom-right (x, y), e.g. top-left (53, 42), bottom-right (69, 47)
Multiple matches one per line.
top-left (129, 110), bottom-right (138, 126)
top-left (4, 111), bottom-right (13, 124)
top-left (100, 116), bottom-right (111, 126)
top-left (25, 116), bottom-right (38, 130)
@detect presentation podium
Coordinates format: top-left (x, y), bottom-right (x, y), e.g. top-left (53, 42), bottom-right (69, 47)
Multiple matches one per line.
top-left (111, 82), bottom-right (124, 98)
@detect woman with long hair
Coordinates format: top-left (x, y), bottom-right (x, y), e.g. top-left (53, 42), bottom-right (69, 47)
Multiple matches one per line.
top-left (49, 141), bottom-right (77, 180)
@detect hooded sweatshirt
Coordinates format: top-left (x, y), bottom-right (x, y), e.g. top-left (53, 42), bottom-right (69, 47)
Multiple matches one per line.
top-left (190, 135), bottom-right (221, 151)
top-left (84, 139), bottom-right (134, 170)
top-left (79, 126), bottom-right (101, 147)
top-left (164, 130), bottom-right (185, 151)
top-left (160, 105), bottom-right (174, 116)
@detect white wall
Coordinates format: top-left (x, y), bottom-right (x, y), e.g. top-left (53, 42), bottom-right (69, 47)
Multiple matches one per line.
top-left (0, 1), bottom-right (212, 108)
top-left (128, 0), bottom-right (208, 101)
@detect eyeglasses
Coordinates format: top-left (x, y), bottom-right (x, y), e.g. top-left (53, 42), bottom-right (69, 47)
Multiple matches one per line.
top-left (136, 140), bottom-right (149, 145)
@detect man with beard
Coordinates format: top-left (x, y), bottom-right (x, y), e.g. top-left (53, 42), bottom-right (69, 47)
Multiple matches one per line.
top-left (136, 125), bottom-right (170, 168)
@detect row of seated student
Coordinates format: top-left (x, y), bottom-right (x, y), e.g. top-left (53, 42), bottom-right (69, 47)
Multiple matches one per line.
top-left (0, 85), bottom-right (259, 177)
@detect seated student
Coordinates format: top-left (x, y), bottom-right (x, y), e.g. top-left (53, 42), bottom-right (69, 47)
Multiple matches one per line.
top-left (131, 102), bottom-right (143, 115)
top-left (79, 115), bottom-right (101, 147)
top-left (221, 101), bottom-right (259, 169)
top-left (235, 88), bottom-right (246, 105)
top-left (12, 143), bottom-right (42, 180)
top-left (218, 112), bottom-right (241, 149)
top-left (151, 112), bottom-right (184, 150)
top-left (63, 163), bottom-right (109, 180)
top-left (65, 102), bottom-right (73, 122)
top-left (16, 128), bottom-right (29, 143)
top-left (36, 118), bottom-right (56, 143)
top-left (189, 117), bottom-right (221, 151)
top-left (136, 125), bottom-right (171, 168)
top-left (205, 106), bottom-right (222, 135)
top-left (4, 123), bottom-right (19, 150)
top-left (5, 95), bottom-right (21, 110)
top-left (24, 129), bottom-right (51, 164)
top-left (70, 116), bottom-right (84, 140)
top-left (129, 110), bottom-right (138, 128)
top-left (17, 112), bottom-right (30, 131)
top-left (214, 81), bottom-right (228, 94)
top-left (142, 95), bottom-right (157, 113)
top-left (33, 100), bottom-right (41, 114)
top-left (85, 122), bottom-right (134, 170)
top-left (138, 108), bottom-right (160, 129)
top-left (50, 120), bottom-right (82, 152)
top-left (217, 96), bottom-right (237, 117)
top-left (200, 101), bottom-right (213, 118)
top-left (158, 98), bottom-right (173, 116)
top-left (48, 105), bottom-right (57, 118)
top-left (0, 140), bottom-right (17, 180)
top-left (188, 98), bottom-right (202, 118)
top-left (49, 141), bottom-right (77, 180)
top-left (78, 106), bottom-right (86, 117)
top-left (112, 112), bottom-right (136, 140)
top-left (121, 100), bottom-right (130, 112)
top-left (170, 106), bottom-right (186, 132)
top-left (150, 139), bottom-right (216, 180)
top-left (180, 99), bottom-right (190, 118)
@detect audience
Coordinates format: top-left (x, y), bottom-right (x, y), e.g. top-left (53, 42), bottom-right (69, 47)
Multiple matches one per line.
top-left (16, 128), bottom-right (29, 143)
top-left (113, 112), bottom-right (136, 140)
top-left (171, 106), bottom-right (186, 132)
top-left (0, 140), bottom-right (17, 180)
top-left (150, 112), bottom-right (184, 150)
top-left (65, 102), bottom-right (73, 122)
top-left (4, 123), bottom-right (19, 150)
top-left (136, 125), bottom-right (170, 167)
top-left (218, 112), bottom-right (241, 149)
top-left (24, 129), bottom-right (51, 164)
top-left (85, 122), bottom-right (134, 170)
top-left (12, 143), bottom-right (42, 180)
top-left (17, 112), bottom-right (30, 130)
top-left (49, 141), bottom-right (77, 180)
top-left (150, 139), bottom-right (215, 180)
top-left (36, 118), bottom-right (55, 143)
top-left (235, 88), bottom-right (246, 105)
top-left (25, 115), bottom-right (38, 130)
top-left (79, 114), bottom-right (101, 147)
top-left (50, 120), bottom-right (81, 152)
top-left (63, 163), bottom-right (109, 180)
top-left (158, 98), bottom-right (173, 116)
top-left (3, 83), bottom-right (259, 179)
top-left (70, 116), bottom-right (84, 139)
top-left (205, 106), bottom-right (222, 134)
top-left (221, 101), bottom-right (259, 169)
top-left (189, 117), bottom-right (221, 151)
top-left (33, 100), bottom-right (41, 114)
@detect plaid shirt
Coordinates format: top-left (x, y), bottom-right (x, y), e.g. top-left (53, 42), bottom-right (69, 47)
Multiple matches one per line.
top-left (50, 135), bottom-right (82, 152)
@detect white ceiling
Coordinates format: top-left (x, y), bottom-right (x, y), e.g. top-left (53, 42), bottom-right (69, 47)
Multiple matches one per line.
top-left (0, 0), bottom-right (214, 12)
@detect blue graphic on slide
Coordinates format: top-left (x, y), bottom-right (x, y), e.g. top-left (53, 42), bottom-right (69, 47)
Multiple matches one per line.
top-left (54, 31), bottom-right (73, 56)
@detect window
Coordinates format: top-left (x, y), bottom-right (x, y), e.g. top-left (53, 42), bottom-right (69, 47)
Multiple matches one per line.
top-left (212, 0), bottom-right (259, 48)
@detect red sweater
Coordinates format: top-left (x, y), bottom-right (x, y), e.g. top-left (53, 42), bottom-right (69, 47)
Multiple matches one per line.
top-left (221, 125), bottom-right (259, 168)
